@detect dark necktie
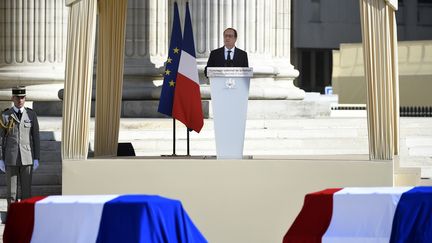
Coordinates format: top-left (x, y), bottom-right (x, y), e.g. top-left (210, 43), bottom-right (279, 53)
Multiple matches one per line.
top-left (17, 110), bottom-right (22, 120)
top-left (226, 50), bottom-right (233, 67)
top-left (227, 50), bottom-right (232, 61)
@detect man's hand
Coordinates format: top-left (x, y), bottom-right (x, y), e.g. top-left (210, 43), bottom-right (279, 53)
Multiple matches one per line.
top-left (33, 159), bottom-right (39, 171)
top-left (0, 160), bottom-right (5, 173)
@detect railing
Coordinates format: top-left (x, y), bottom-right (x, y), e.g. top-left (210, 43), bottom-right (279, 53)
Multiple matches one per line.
top-left (331, 105), bottom-right (432, 117)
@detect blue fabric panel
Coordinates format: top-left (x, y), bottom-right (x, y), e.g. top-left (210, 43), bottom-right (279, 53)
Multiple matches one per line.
top-left (390, 186), bottom-right (432, 243)
top-left (158, 2), bottom-right (182, 117)
top-left (96, 195), bottom-right (207, 243)
top-left (181, 3), bottom-right (196, 57)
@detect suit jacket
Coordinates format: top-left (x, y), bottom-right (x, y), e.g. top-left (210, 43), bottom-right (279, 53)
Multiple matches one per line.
top-left (0, 107), bottom-right (40, 166)
top-left (205, 46), bottom-right (249, 77)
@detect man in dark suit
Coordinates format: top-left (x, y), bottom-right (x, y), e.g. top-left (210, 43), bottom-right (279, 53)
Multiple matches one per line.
top-left (205, 28), bottom-right (249, 76)
top-left (0, 86), bottom-right (40, 207)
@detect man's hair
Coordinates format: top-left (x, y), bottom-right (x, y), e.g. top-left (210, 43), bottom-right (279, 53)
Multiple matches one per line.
top-left (224, 28), bottom-right (237, 38)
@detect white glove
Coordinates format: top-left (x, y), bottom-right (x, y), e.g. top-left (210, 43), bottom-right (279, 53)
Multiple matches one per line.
top-left (33, 159), bottom-right (39, 171)
top-left (0, 160), bottom-right (5, 173)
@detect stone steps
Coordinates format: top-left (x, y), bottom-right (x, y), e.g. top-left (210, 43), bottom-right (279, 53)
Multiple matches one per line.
top-left (40, 140), bottom-right (61, 151)
top-left (0, 173), bottom-right (61, 186)
top-left (114, 127), bottom-right (368, 139)
top-left (1, 116), bottom-right (431, 202)
top-left (38, 117), bottom-right (373, 129)
top-left (0, 185), bottom-right (62, 198)
top-left (38, 116), bottom-right (432, 157)
top-left (0, 137), bottom-right (62, 203)
top-left (34, 98), bottom-right (336, 119)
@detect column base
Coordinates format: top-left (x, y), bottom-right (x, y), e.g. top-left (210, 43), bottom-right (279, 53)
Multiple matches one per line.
top-left (32, 98), bottom-right (333, 119)
top-left (0, 84), bottom-right (64, 101)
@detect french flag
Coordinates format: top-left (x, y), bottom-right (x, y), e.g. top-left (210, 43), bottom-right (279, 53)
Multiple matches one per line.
top-left (172, 2), bottom-right (204, 133)
top-left (4, 195), bottom-right (207, 243)
top-left (284, 187), bottom-right (432, 243)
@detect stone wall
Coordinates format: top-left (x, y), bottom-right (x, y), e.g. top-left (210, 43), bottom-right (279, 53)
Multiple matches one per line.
top-left (332, 40), bottom-right (432, 106)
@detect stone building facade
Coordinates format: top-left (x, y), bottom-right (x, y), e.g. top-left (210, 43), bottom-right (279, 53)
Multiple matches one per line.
top-left (0, 0), bottom-right (304, 115)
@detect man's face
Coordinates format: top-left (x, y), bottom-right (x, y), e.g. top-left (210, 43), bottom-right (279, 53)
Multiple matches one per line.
top-left (12, 96), bottom-right (25, 108)
top-left (224, 29), bottom-right (237, 49)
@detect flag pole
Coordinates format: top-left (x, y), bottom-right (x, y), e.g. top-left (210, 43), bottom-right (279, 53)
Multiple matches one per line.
top-left (172, 118), bottom-right (176, 156)
top-left (168, 2), bottom-right (203, 158)
top-left (186, 127), bottom-right (190, 156)
top-left (157, 2), bottom-right (181, 157)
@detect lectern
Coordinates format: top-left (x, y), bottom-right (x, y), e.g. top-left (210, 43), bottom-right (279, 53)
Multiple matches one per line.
top-left (207, 67), bottom-right (253, 159)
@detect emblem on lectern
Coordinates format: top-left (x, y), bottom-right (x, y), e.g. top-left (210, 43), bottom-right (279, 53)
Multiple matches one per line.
top-left (225, 78), bottom-right (236, 89)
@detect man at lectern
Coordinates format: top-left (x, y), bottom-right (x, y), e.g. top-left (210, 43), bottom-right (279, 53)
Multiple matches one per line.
top-left (205, 28), bottom-right (249, 77)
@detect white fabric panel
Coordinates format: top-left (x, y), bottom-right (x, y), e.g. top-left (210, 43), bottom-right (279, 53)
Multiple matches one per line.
top-left (360, 0), bottom-right (400, 159)
top-left (385, 0), bottom-right (398, 10)
top-left (66, 0), bottom-right (81, 6)
top-left (30, 195), bottom-right (119, 243)
top-left (322, 187), bottom-right (412, 243)
top-left (94, 0), bottom-right (128, 157)
top-left (178, 51), bottom-right (200, 85)
top-left (62, 0), bottom-right (97, 160)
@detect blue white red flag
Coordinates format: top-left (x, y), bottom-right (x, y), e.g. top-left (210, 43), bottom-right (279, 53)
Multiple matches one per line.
top-left (172, 2), bottom-right (204, 133)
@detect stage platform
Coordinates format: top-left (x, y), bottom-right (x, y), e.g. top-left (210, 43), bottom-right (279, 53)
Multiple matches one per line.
top-left (63, 155), bottom-right (393, 243)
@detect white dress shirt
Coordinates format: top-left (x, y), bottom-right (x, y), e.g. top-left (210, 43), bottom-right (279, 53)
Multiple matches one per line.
top-left (13, 106), bottom-right (25, 114)
top-left (224, 46), bottom-right (235, 60)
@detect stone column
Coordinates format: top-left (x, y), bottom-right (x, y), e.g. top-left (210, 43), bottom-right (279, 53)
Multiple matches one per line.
top-left (1, 0), bottom-right (303, 114)
top-left (0, 0), bottom-right (68, 104)
top-left (121, 0), bottom-right (168, 100)
top-left (272, 0), bottom-right (305, 99)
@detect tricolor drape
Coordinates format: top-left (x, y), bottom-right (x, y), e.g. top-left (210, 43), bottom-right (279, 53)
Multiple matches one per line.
top-left (4, 195), bottom-right (207, 243)
top-left (94, 0), bottom-right (128, 157)
top-left (359, 0), bottom-right (399, 160)
top-left (62, 0), bottom-right (97, 160)
top-left (284, 187), bottom-right (432, 242)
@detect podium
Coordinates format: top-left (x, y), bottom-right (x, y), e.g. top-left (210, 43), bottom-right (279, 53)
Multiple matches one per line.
top-left (207, 67), bottom-right (253, 159)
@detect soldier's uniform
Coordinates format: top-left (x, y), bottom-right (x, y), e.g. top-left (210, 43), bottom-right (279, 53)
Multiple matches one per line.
top-left (0, 86), bottom-right (40, 206)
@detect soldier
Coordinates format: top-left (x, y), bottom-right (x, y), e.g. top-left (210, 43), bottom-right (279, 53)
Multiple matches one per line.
top-left (0, 86), bottom-right (40, 207)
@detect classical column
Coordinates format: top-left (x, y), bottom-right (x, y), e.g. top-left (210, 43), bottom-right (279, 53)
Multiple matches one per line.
top-left (121, 0), bottom-right (168, 100)
top-left (0, 0), bottom-right (68, 103)
top-left (173, 0), bottom-right (304, 100)
top-left (272, 0), bottom-right (305, 99)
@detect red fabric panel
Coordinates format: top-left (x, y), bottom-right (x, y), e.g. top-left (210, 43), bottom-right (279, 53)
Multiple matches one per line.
top-left (172, 73), bottom-right (204, 133)
top-left (3, 196), bottom-right (47, 243)
top-left (283, 188), bottom-right (342, 243)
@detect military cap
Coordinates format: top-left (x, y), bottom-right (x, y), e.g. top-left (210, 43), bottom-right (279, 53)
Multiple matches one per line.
top-left (12, 86), bottom-right (26, 97)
